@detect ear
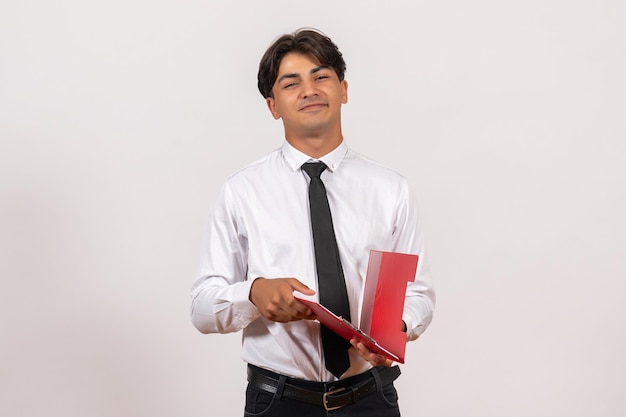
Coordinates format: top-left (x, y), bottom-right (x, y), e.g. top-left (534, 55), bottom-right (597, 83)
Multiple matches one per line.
top-left (340, 80), bottom-right (348, 104)
top-left (266, 97), bottom-right (281, 120)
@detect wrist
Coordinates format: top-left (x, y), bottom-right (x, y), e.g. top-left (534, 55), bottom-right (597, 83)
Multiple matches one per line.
top-left (248, 277), bottom-right (265, 304)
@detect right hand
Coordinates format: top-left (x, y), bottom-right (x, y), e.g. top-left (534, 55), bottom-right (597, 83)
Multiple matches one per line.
top-left (249, 277), bottom-right (316, 323)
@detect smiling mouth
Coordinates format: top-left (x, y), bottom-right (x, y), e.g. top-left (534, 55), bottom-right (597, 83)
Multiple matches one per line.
top-left (299, 103), bottom-right (327, 111)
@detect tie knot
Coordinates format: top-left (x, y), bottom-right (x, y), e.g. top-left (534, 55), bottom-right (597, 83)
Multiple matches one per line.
top-left (302, 162), bottom-right (327, 179)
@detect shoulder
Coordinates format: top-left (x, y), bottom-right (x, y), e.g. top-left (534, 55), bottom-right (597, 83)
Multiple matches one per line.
top-left (223, 148), bottom-right (282, 185)
top-left (343, 148), bottom-right (408, 183)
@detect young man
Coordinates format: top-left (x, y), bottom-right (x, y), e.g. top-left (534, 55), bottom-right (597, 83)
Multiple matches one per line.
top-left (191, 29), bottom-right (435, 416)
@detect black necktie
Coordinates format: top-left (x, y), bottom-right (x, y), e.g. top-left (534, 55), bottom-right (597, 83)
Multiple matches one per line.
top-left (302, 162), bottom-right (351, 378)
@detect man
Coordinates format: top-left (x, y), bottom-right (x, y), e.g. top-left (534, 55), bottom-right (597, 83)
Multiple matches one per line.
top-left (191, 28), bottom-right (435, 416)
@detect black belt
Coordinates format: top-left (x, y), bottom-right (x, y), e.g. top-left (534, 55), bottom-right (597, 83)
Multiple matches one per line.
top-left (247, 365), bottom-right (401, 411)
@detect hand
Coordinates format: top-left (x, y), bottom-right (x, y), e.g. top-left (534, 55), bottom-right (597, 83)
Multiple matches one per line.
top-left (350, 339), bottom-right (394, 367)
top-left (249, 277), bottom-right (316, 323)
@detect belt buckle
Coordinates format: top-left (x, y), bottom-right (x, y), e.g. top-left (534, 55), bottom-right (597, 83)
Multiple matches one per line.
top-left (323, 387), bottom-right (348, 411)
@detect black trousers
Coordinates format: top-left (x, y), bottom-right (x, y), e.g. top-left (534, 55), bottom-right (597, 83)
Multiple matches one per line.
top-left (244, 366), bottom-right (401, 417)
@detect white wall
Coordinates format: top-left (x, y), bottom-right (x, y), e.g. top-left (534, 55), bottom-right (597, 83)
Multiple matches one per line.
top-left (1, 1), bottom-right (625, 416)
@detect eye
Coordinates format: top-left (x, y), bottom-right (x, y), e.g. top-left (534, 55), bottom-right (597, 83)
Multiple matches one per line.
top-left (316, 75), bottom-right (329, 81)
top-left (283, 82), bottom-right (298, 89)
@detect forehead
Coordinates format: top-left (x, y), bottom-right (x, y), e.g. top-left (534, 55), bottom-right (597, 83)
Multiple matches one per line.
top-left (276, 52), bottom-right (324, 76)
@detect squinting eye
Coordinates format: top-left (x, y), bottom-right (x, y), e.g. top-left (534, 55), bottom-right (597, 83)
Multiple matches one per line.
top-left (284, 82), bottom-right (297, 89)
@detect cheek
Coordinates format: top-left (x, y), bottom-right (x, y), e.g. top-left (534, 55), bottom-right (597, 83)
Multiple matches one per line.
top-left (273, 95), bottom-right (297, 117)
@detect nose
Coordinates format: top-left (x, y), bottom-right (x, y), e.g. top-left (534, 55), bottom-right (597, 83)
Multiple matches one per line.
top-left (300, 79), bottom-right (319, 99)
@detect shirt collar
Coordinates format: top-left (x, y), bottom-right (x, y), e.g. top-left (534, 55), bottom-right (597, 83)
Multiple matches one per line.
top-left (281, 140), bottom-right (348, 173)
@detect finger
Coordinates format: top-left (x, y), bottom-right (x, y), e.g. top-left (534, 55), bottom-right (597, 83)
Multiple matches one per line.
top-left (291, 300), bottom-right (316, 320)
top-left (350, 340), bottom-right (393, 367)
top-left (365, 352), bottom-right (391, 367)
top-left (269, 295), bottom-right (313, 322)
top-left (287, 278), bottom-right (316, 296)
top-left (371, 351), bottom-right (393, 366)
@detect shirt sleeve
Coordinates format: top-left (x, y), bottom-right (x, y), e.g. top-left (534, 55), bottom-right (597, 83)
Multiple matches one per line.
top-left (393, 180), bottom-right (436, 341)
top-left (190, 182), bottom-right (261, 334)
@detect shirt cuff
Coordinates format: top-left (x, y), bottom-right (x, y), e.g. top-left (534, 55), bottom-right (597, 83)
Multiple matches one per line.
top-left (402, 313), bottom-right (424, 341)
top-left (230, 279), bottom-right (262, 325)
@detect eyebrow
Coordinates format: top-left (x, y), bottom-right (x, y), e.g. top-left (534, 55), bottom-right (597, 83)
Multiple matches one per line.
top-left (276, 65), bottom-right (330, 84)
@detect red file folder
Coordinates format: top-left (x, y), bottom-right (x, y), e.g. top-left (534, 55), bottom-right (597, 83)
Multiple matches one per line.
top-left (296, 250), bottom-right (418, 363)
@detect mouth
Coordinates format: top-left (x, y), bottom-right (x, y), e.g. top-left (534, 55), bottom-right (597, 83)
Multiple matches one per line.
top-left (299, 102), bottom-right (327, 112)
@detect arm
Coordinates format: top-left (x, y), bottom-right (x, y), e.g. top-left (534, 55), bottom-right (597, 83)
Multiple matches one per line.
top-left (190, 183), bottom-right (260, 334)
top-left (350, 181), bottom-right (435, 366)
top-left (394, 181), bottom-right (436, 341)
top-left (190, 183), bottom-right (316, 334)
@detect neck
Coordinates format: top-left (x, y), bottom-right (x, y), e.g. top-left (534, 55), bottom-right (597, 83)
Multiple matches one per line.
top-left (284, 129), bottom-right (343, 159)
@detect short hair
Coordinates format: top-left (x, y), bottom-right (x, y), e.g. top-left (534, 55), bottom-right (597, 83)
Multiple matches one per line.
top-left (257, 28), bottom-right (347, 99)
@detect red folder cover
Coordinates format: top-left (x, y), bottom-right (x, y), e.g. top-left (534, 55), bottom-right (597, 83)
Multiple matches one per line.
top-left (296, 250), bottom-right (418, 363)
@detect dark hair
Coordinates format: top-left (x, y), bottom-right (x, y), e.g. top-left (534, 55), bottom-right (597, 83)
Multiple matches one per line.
top-left (257, 28), bottom-right (346, 98)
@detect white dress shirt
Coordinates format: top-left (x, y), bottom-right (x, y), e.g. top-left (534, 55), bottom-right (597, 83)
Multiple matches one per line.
top-left (191, 140), bottom-right (435, 382)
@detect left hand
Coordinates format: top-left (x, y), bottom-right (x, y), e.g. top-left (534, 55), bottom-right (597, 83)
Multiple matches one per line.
top-left (350, 339), bottom-right (394, 367)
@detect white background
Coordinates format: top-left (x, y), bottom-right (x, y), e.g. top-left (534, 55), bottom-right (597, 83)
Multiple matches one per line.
top-left (1, 1), bottom-right (625, 416)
